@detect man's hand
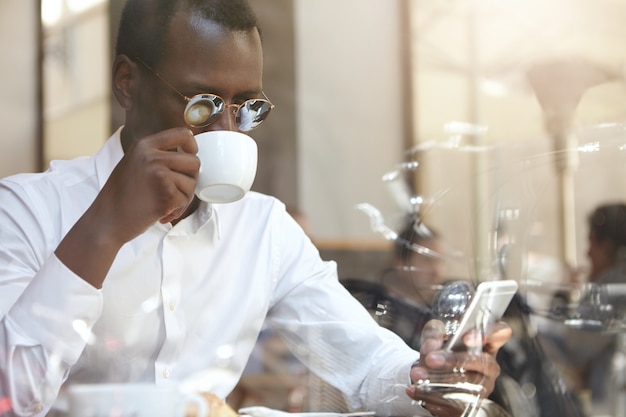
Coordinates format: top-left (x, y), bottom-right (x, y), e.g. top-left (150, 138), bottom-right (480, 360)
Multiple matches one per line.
top-left (405, 319), bottom-right (512, 417)
top-left (56, 127), bottom-right (200, 288)
top-left (100, 127), bottom-right (200, 237)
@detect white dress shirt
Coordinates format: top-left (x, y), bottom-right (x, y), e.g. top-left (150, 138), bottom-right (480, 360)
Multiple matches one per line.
top-left (0, 128), bottom-right (422, 417)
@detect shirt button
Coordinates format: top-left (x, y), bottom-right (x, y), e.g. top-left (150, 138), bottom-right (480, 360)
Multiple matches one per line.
top-left (168, 301), bottom-right (175, 311)
top-left (33, 403), bottom-right (43, 413)
top-left (163, 368), bottom-right (170, 379)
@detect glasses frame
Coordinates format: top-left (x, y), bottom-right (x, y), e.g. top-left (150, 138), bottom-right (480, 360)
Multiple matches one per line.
top-left (134, 57), bottom-right (275, 131)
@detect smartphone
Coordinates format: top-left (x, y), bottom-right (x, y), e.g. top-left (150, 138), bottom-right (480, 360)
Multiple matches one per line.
top-left (443, 279), bottom-right (518, 352)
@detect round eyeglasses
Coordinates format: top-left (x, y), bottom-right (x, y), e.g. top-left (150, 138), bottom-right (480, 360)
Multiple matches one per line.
top-left (135, 57), bottom-right (275, 132)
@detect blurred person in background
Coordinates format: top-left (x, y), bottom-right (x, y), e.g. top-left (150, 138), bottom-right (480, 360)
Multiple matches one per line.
top-left (585, 203), bottom-right (626, 285)
top-left (542, 202), bottom-right (626, 415)
top-left (376, 217), bottom-right (586, 417)
top-left (384, 220), bottom-right (448, 308)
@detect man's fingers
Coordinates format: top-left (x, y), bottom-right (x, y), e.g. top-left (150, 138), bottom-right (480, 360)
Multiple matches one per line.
top-left (164, 149), bottom-right (201, 179)
top-left (116, 128), bottom-right (200, 226)
top-left (410, 320), bottom-right (511, 407)
top-left (424, 350), bottom-right (500, 375)
top-left (406, 385), bottom-right (468, 417)
top-left (483, 322), bottom-right (513, 354)
top-left (145, 127), bottom-right (196, 153)
top-left (176, 129), bottom-right (199, 155)
top-left (416, 350), bottom-right (500, 397)
top-left (452, 321), bottom-right (513, 354)
top-left (420, 319), bottom-right (446, 353)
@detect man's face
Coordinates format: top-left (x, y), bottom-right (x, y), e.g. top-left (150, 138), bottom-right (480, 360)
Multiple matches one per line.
top-left (407, 238), bottom-right (445, 291)
top-left (587, 233), bottom-right (615, 280)
top-left (130, 12), bottom-right (264, 140)
top-left (394, 237), bottom-right (446, 305)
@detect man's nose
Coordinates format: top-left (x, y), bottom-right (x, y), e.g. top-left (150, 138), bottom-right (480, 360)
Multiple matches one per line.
top-left (207, 107), bottom-right (237, 132)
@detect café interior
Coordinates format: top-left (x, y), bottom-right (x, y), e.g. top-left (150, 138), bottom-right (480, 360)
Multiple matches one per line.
top-left (3, 0), bottom-right (626, 416)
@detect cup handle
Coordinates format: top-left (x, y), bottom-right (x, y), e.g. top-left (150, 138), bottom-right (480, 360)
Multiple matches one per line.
top-left (177, 393), bottom-right (209, 417)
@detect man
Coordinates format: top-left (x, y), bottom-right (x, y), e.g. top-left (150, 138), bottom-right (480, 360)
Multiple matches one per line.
top-left (586, 203), bottom-right (626, 284)
top-left (542, 203), bottom-right (626, 414)
top-left (0, 1), bottom-right (510, 416)
top-left (388, 221), bottom-right (448, 307)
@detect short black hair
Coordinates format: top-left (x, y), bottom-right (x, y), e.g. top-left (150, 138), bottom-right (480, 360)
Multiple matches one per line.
top-left (115, 0), bottom-right (259, 68)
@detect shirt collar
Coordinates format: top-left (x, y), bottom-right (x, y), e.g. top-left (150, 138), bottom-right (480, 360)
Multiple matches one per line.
top-left (168, 199), bottom-right (220, 240)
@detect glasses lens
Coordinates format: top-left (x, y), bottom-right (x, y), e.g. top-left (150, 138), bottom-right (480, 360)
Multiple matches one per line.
top-left (236, 99), bottom-right (273, 131)
top-left (184, 94), bottom-right (224, 127)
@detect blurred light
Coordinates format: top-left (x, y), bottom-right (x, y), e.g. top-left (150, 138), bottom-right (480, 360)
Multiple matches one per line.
top-left (578, 141), bottom-right (600, 153)
top-left (400, 160), bottom-right (420, 170)
top-left (481, 79), bottom-right (508, 97)
top-left (41, 0), bottom-right (63, 27)
top-left (72, 319), bottom-right (96, 344)
top-left (0, 397), bottom-right (11, 415)
top-left (216, 344), bottom-right (234, 360)
top-left (501, 208), bottom-right (520, 220)
top-left (374, 303), bottom-right (388, 317)
top-left (42, 0), bottom-right (106, 27)
top-left (215, 344), bottom-right (234, 367)
top-left (444, 121), bottom-right (489, 136)
top-left (141, 296), bottom-right (160, 313)
top-left (67, 0), bottom-right (105, 14)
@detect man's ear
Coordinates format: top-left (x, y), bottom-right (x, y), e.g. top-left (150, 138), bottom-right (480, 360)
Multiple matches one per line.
top-left (112, 55), bottom-right (138, 110)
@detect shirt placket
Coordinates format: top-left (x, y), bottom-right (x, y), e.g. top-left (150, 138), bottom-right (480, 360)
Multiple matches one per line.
top-left (155, 230), bottom-right (185, 384)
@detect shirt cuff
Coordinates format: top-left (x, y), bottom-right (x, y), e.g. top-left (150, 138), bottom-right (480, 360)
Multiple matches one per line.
top-left (8, 253), bottom-right (103, 364)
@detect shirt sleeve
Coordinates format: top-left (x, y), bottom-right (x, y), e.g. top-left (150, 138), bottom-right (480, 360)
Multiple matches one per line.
top-left (264, 208), bottom-right (427, 416)
top-left (0, 254), bottom-right (103, 416)
top-left (270, 271), bottom-right (427, 416)
top-left (0, 180), bottom-right (103, 416)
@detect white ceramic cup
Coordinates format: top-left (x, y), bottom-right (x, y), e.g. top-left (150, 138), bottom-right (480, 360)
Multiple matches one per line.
top-left (67, 383), bottom-right (208, 417)
top-left (194, 130), bottom-right (258, 203)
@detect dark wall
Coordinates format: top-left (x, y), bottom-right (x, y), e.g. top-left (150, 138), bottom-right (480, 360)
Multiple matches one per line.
top-left (248, 1), bottom-right (298, 206)
top-left (108, 0), bottom-right (298, 205)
